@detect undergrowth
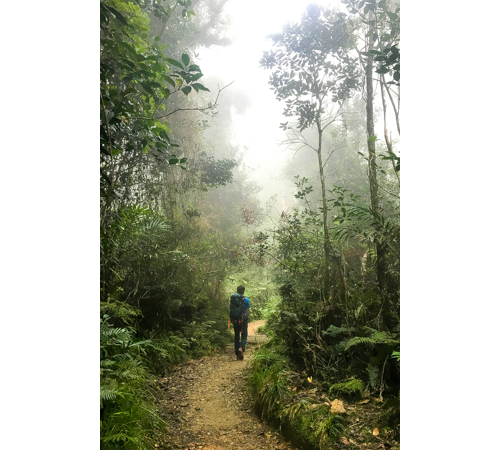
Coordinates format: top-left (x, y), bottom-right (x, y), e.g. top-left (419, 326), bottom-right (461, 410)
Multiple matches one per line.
top-left (100, 316), bottom-right (164, 450)
top-left (247, 342), bottom-right (346, 450)
top-left (100, 312), bottom-right (231, 449)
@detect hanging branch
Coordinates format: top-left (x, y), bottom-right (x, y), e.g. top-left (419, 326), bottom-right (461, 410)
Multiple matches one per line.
top-left (381, 77), bottom-right (400, 135)
top-left (380, 74), bottom-right (400, 185)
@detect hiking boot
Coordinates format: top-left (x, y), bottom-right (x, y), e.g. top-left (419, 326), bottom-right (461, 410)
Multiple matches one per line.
top-left (238, 347), bottom-right (244, 360)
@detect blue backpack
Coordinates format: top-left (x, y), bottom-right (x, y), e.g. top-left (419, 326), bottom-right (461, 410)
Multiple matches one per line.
top-left (229, 293), bottom-right (246, 323)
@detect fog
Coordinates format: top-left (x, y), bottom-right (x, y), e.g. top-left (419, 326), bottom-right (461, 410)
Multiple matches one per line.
top-left (197, 0), bottom-right (345, 211)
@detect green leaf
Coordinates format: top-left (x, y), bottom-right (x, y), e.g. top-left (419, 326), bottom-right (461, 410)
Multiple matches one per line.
top-left (187, 64), bottom-right (201, 73)
top-left (387, 11), bottom-right (399, 21)
top-left (169, 158), bottom-right (179, 164)
top-left (181, 86), bottom-right (192, 95)
top-left (165, 58), bottom-right (184, 70)
top-left (165, 76), bottom-right (176, 87)
top-left (191, 83), bottom-right (210, 92)
top-left (106, 6), bottom-right (128, 25)
top-left (181, 53), bottom-right (190, 67)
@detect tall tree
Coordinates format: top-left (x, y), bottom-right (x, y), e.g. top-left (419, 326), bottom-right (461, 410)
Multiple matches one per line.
top-left (261, 5), bottom-right (359, 299)
top-left (343, 0), bottom-right (400, 324)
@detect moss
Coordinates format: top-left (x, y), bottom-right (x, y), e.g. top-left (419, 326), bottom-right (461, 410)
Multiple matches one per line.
top-left (281, 404), bottom-right (345, 450)
top-left (288, 412), bottom-right (318, 448)
top-left (329, 378), bottom-right (364, 400)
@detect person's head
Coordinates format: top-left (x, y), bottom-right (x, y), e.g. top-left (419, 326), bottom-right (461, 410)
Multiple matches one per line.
top-left (237, 285), bottom-right (245, 294)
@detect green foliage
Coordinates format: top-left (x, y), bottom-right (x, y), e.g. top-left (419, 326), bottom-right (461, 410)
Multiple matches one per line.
top-left (100, 0), bottom-right (213, 207)
top-left (246, 2), bottom-right (400, 445)
top-left (227, 265), bottom-right (277, 320)
top-left (100, 316), bottom-right (163, 450)
top-left (344, 0), bottom-right (400, 85)
top-left (248, 344), bottom-right (346, 450)
top-left (100, 0), bottom-right (262, 447)
top-left (247, 344), bottom-right (292, 419)
top-left (286, 405), bottom-right (345, 450)
top-left (181, 320), bottom-right (231, 358)
top-left (261, 6), bottom-right (360, 130)
top-left (140, 329), bottom-right (190, 375)
top-left (345, 327), bottom-right (398, 351)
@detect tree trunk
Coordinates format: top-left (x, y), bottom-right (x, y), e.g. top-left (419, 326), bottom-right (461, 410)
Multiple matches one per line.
top-left (366, 42), bottom-right (388, 301)
top-left (316, 125), bottom-right (333, 301)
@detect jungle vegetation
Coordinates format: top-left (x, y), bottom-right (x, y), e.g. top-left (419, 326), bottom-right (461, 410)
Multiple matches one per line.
top-left (99, 0), bottom-right (400, 448)
top-left (250, 1), bottom-right (400, 447)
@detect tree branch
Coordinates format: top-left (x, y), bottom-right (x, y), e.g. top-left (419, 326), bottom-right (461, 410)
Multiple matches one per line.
top-left (152, 81), bottom-right (234, 120)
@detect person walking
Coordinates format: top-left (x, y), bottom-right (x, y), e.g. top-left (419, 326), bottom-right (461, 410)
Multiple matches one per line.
top-left (229, 285), bottom-right (250, 360)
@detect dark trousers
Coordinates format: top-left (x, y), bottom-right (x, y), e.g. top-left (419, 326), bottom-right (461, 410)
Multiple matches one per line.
top-left (233, 320), bottom-right (248, 354)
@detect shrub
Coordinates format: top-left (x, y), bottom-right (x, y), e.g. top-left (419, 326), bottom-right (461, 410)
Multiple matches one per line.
top-left (100, 316), bottom-right (163, 450)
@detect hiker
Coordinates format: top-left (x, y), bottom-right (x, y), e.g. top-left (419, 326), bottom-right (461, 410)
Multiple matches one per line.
top-left (229, 285), bottom-right (250, 360)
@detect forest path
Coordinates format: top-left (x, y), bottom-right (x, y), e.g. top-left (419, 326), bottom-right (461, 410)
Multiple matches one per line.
top-left (156, 320), bottom-right (297, 450)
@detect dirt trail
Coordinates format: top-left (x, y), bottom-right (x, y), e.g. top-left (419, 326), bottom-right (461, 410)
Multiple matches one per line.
top-left (156, 320), bottom-right (297, 450)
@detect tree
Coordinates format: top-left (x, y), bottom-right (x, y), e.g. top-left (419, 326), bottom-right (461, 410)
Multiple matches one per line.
top-left (254, 3), bottom-right (400, 424)
top-left (261, 4), bottom-right (359, 299)
top-left (343, 0), bottom-right (400, 325)
top-left (100, 0), bottom-right (213, 218)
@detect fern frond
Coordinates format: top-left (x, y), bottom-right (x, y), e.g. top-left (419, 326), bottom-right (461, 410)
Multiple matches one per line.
top-left (100, 386), bottom-right (119, 402)
top-left (100, 301), bottom-right (143, 325)
top-left (279, 398), bottom-right (313, 422)
top-left (101, 432), bottom-right (139, 444)
top-left (345, 329), bottom-right (398, 350)
top-left (345, 336), bottom-right (374, 350)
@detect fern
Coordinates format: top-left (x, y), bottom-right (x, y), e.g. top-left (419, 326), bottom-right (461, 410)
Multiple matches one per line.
top-left (279, 398), bottom-right (313, 422)
top-left (345, 328), bottom-right (398, 351)
top-left (100, 301), bottom-right (142, 325)
top-left (100, 316), bottom-right (164, 450)
top-left (314, 411), bottom-right (345, 449)
top-left (100, 385), bottom-right (119, 402)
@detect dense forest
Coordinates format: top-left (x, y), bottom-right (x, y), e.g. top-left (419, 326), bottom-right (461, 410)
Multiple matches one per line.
top-left (100, 0), bottom-right (400, 448)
